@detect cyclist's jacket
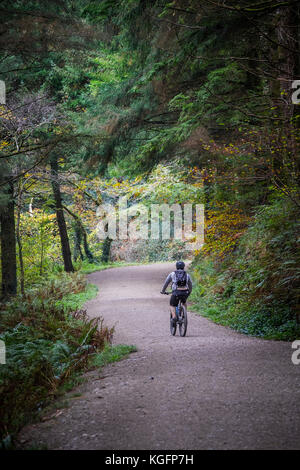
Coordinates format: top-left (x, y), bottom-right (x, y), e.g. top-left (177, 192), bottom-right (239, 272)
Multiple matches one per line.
top-left (161, 270), bottom-right (192, 293)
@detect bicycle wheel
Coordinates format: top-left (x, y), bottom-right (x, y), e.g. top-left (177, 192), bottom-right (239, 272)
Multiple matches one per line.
top-left (178, 303), bottom-right (188, 337)
top-left (170, 313), bottom-right (177, 336)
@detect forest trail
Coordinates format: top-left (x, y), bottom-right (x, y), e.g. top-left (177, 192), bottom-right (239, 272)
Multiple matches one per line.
top-left (18, 263), bottom-right (300, 449)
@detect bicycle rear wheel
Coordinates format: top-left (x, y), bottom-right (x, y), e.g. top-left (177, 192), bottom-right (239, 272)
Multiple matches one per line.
top-left (178, 303), bottom-right (188, 337)
top-left (170, 313), bottom-right (177, 336)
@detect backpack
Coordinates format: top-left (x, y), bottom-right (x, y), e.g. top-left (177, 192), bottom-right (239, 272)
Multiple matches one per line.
top-left (174, 270), bottom-right (187, 288)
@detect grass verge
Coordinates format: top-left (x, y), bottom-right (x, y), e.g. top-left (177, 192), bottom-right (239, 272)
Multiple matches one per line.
top-left (91, 343), bottom-right (137, 368)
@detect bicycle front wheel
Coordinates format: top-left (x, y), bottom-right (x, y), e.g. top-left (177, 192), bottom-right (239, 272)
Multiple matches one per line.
top-left (170, 314), bottom-right (177, 336)
top-left (178, 304), bottom-right (188, 337)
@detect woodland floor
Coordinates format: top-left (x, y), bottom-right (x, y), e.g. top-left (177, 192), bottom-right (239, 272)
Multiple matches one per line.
top-left (18, 263), bottom-right (300, 449)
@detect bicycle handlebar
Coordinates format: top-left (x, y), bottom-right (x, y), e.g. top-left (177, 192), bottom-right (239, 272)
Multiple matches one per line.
top-left (161, 291), bottom-right (189, 295)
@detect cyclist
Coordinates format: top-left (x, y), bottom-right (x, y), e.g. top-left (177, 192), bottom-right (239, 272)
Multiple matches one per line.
top-left (160, 261), bottom-right (192, 325)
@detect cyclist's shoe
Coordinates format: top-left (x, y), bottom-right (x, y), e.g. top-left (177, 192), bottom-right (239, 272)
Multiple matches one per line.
top-left (171, 317), bottom-right (177, 326)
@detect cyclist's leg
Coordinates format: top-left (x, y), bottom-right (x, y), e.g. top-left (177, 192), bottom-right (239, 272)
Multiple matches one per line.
top-left (170, 307), bottom-right (176, 319)
top-left (179, 292), bottom-right (188, 314)
top-left (170, 292), bottom-right (179, 319)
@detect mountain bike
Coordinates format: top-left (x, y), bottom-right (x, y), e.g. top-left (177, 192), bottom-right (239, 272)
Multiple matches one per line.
top-left (163, 292), bottom-right (188, 337)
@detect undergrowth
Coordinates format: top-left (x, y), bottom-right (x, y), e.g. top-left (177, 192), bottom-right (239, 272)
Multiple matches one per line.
top-left (0, 271), bottom-right (113, 444)
top-left (191, 199), bottom-right (300, 341)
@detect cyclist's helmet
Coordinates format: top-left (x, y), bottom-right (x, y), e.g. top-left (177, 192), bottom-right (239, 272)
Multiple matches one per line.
top-left (176, 261), bottom-right (185, 270)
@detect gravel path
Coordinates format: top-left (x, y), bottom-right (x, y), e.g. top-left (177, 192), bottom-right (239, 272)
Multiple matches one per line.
top-left (18, 263), bottom-right (300, 449)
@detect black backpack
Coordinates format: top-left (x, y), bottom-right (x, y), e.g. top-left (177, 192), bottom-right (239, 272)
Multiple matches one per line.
top-left (174, 270), bottom-right (187, 288)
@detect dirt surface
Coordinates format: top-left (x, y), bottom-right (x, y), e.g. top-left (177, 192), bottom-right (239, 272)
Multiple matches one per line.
top-left (18, 263), bottom-right (300, 449)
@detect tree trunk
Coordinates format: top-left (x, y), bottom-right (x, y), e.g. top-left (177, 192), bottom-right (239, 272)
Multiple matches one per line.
top-left (100, 236), bottom-right (112, 263)
top-left (276, 5), bottom-right (298, 122)
top-left (73, 221), bottom-right (84, 262)
top-left (50, 155), bottom-right (74, 273)
top-left (0, 181), bottom-right (17, 299)
top-left (16, 179), bottom-right (25, 296)
top-left (82, 227), bottom-right (94, 263)
top-left (62, 205), bottom-right (95, 263)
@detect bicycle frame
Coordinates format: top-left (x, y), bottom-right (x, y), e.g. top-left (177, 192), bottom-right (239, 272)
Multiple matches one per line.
top-left (162, 292), bottom-right (188, 337)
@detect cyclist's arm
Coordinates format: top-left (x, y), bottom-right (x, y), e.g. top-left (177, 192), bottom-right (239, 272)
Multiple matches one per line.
top-left (161, 273), bottom-right (172, 293)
